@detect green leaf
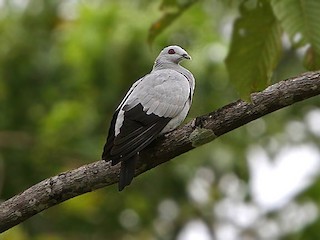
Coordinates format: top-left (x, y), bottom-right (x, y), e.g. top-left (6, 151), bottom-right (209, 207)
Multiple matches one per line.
top-left (225, 0), bottom-right (282, 99)
top-left (271, 0), bottom-right (320, 69)
top-left (148, 0), bottom-right (198, 45)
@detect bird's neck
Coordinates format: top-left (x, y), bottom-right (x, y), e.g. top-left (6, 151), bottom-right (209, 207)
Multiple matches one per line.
top-left (153, 60), bottom-right (185, 72)
top-left (152, 60), bottom-right (194, 92)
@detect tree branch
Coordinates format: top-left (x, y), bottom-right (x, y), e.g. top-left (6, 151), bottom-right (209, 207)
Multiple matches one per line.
top-left (1, 71), bottom-right (319, 233)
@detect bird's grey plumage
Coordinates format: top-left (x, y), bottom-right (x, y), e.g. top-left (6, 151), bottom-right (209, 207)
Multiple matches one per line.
top-left (102, 45), bottom-right (195, 191)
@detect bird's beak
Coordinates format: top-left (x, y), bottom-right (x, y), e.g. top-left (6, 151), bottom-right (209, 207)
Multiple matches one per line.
top-left (182, 53), bottom-right (192, 60)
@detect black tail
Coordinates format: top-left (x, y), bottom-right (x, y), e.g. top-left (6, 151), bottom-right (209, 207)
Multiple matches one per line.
top-left (118, 157), bottom-right (136, 191)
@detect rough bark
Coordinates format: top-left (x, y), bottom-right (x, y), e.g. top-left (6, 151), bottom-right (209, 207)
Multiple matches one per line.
top-left (0, 71), bottom-right (319, 233)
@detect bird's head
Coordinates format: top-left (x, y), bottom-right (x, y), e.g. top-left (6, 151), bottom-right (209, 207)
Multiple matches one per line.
top-left (156, 45), bottom-right (191, 65)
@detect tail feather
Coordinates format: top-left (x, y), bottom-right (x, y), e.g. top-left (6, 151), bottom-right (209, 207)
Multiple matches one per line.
top-left (118, 157), bottom-right (136, 191)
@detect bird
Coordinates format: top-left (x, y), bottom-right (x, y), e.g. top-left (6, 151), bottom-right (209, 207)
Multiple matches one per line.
top-left (102, 45), bottom-right (195, 191)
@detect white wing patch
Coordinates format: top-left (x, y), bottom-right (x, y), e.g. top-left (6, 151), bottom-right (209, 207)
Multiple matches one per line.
top-left (114, 109), bottom-right (124, 136)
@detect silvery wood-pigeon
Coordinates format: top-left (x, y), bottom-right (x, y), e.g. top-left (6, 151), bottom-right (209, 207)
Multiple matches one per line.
top-left (102, 45), bottom-right (195, 191)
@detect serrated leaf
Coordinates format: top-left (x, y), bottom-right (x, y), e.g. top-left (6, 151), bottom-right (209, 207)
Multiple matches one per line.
top-left (225, 0), bottom-right (282, 100)
top-left (148, 0), bottom-right (198, 45)
top-left (271, 0), bottom-right (320, 56)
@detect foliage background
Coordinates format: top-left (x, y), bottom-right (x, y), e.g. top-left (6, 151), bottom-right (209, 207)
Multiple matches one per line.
top-left (0, 0), bottom-right (320, 239)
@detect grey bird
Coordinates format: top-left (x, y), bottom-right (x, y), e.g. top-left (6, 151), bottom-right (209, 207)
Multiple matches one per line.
top-left (102, 45), bottom-right (195, 191)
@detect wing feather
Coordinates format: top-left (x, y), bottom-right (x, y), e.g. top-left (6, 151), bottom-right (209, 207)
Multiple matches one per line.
top-left (102, 108), bottom-right (120, 160)
top-left (109, 104), bottom-right (170, 165)
top-left (125, 69), bottom-right (190, 118)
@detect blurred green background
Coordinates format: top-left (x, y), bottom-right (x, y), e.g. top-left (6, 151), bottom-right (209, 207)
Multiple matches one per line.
top-left (1, 0), bottom-right (320, 239)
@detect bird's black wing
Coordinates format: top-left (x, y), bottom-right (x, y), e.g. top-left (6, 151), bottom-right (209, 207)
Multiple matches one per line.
top-left (102, 108), bottom-right (120, 160)
top-left (109, 103), bottom-right (170, 165)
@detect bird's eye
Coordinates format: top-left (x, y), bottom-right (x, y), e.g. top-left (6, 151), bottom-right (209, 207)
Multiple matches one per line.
top-left (168, 49), bottom-right (175, 54)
